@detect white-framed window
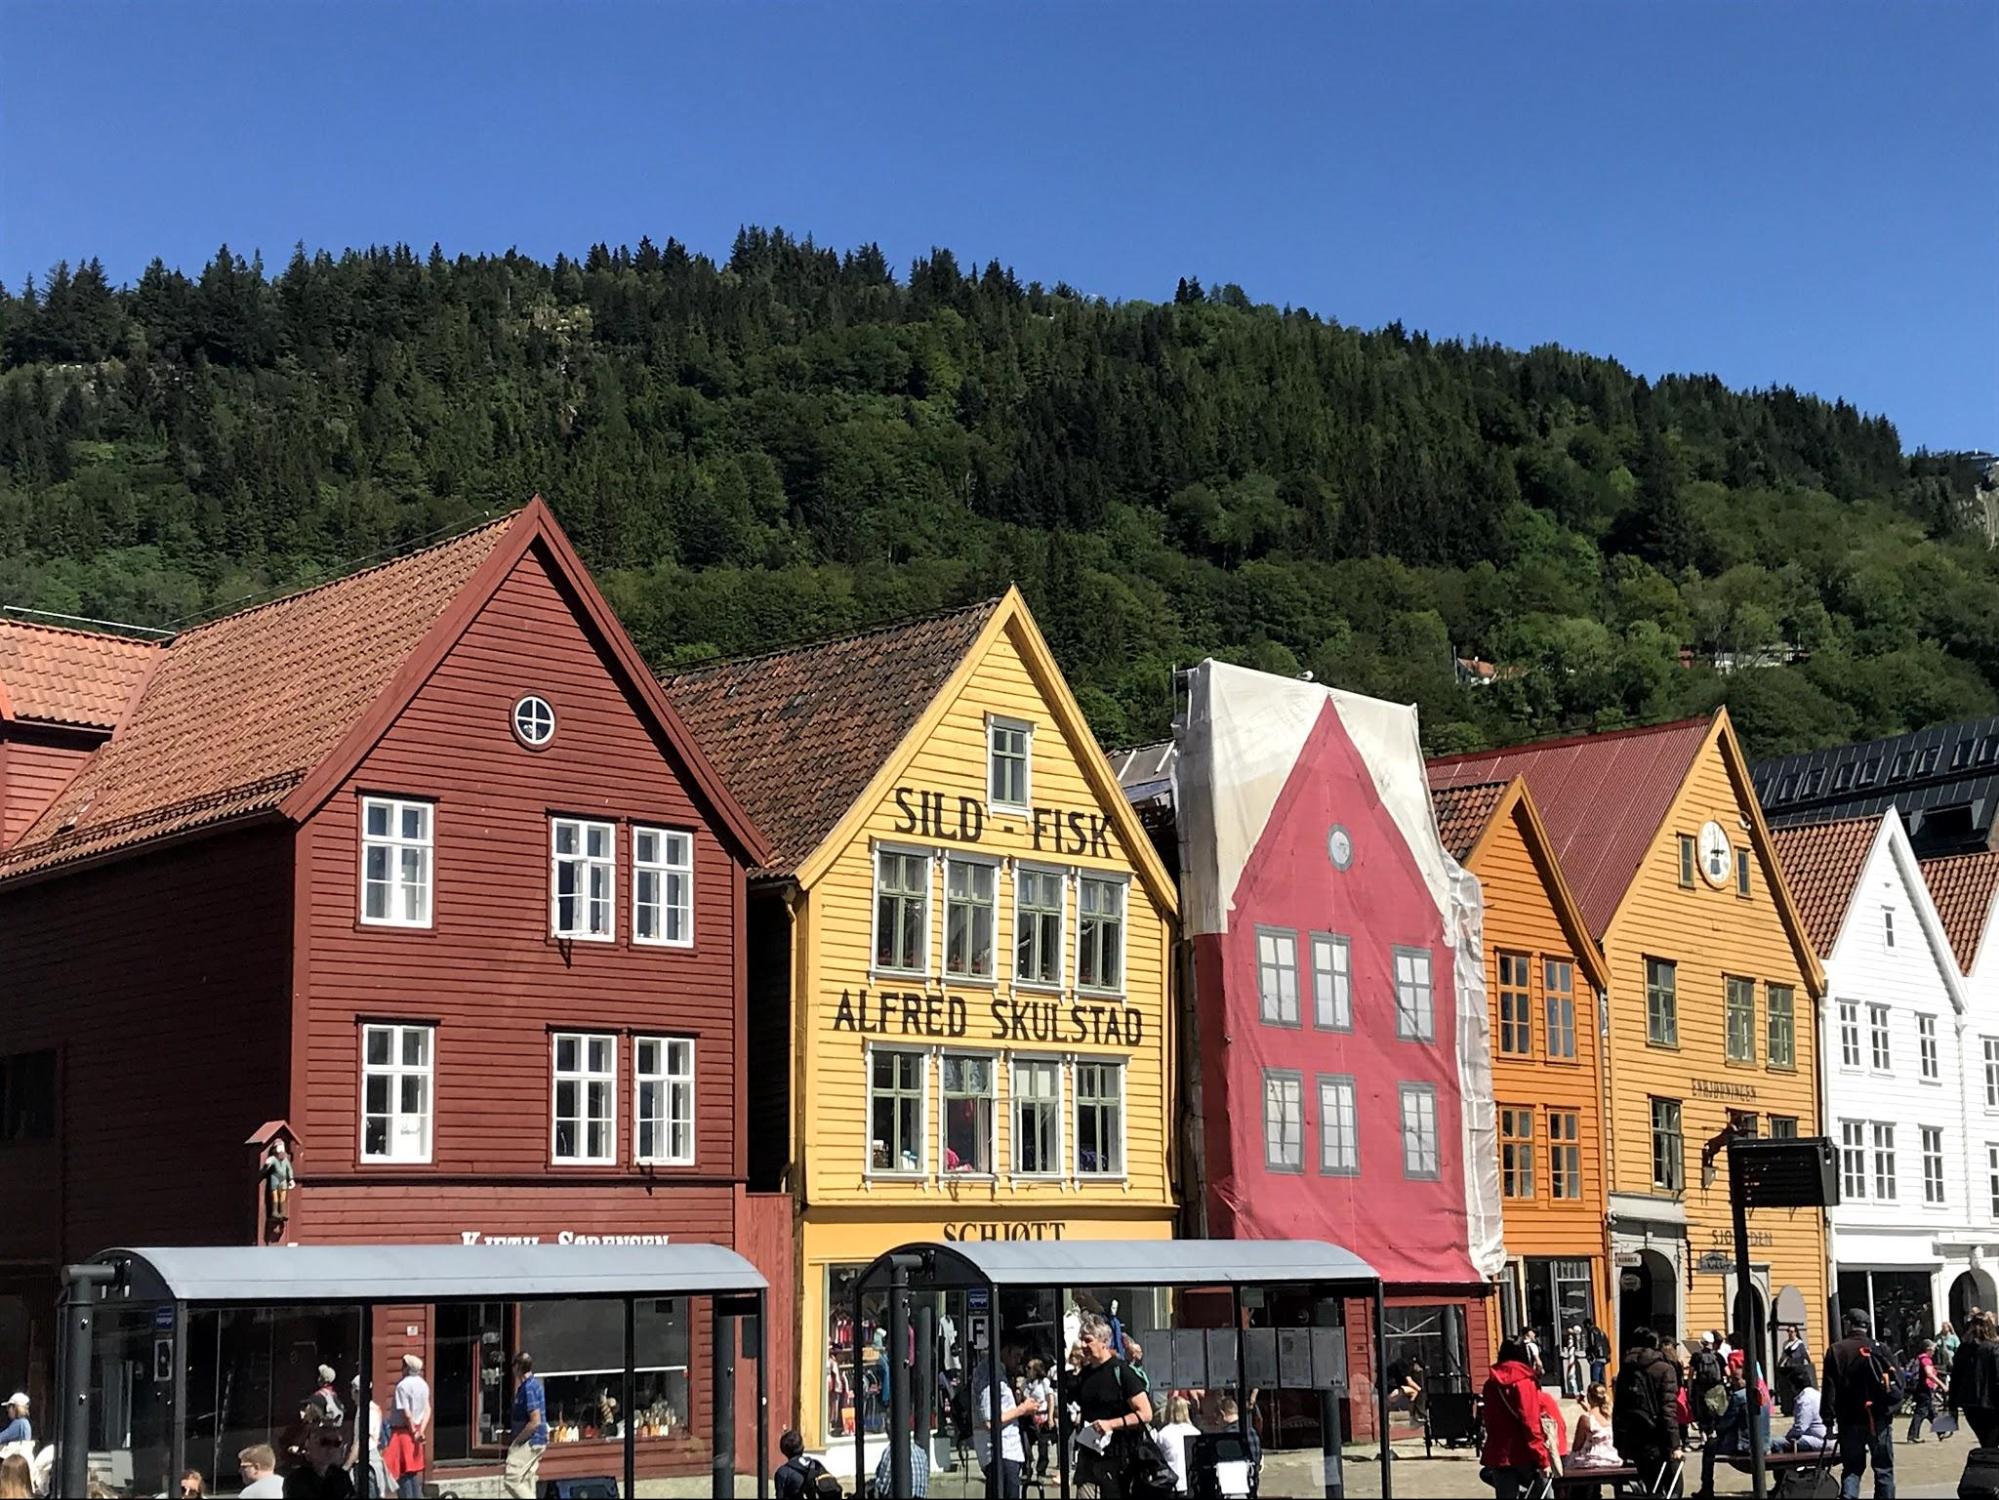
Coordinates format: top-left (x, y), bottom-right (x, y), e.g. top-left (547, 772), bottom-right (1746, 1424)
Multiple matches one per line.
top-left (1923, 1126), bottom-right (1946, 1205)
top-left (1988, 1144), bottom-right (1999, 1218)
top-left (944, 857), bottom-right (999, 981)
top-left (1312, 934), bottom-right (1352, 1030)
top-left (552, 1032), bottom-right (616, 1164)
top-left (1869, 1003), bottom-right (1892, 1073)
top-left (1076, 1060), bottom-right (1125, 1176)
top-left (1986, 1038), bottom-right (1999, 1109)
top-left (1318, 1075), bottom-right (1358, 1176)
top-left (1263, 1070), bottom-right (1305, 1172)
top-left (1400, 1083), bottom-right (1440, 1179)
top-left (633, 827), bottom-right (693, 947)
top-left (551, 818), bottom-right (615, 940)
top-left (360, 1023), bottom-right (433, 1163)
top-left (1077, 877), bottom-right (1125, 992)
top-left (987, 717), bottom-right (1032, 812)
top-left (634, 1036), bottom-right (694, 1165)
top-left (512, 694), bottom-right (556, 748)
top-left (360, 796), bottom-right (433, 927)
top-left (1012, 1057), bottom-right (1062, 1176)
top-left (873, 848), bottom-right (931, 975)
top-left (1257, 927), bottom-right (1301, 1026)
top-left (1394, 947), bottom-right (1435, 1042)
top-left (1919, 1014), bottom-right (1940, 1082)
top-left (868, 1047), bottom-right (926, 1176)
top-left (1839, 1002), bottom-right (1861, 1069)
top-left (1014, 868), bottom-right (1065, 988)
top-left (1872, 1121), bottom-right (1897, 1201)
top-left (940, 1053), bottom-right (996, 1175)
top-left (1841, 1120), bottom-right (1867, 1199)
top-left (1884, 907), bottom-right (1896, 948)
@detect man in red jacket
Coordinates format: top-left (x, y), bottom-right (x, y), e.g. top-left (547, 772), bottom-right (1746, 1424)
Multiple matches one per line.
top-left (1481, 1339), bottom-right (1553, 1499)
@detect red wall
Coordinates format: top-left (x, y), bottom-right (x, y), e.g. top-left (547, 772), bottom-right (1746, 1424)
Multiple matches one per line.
top-left (0, 728), bottom-right (100, 847)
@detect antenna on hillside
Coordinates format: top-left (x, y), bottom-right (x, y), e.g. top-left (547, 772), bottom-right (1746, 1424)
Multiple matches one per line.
top-left (0, 606), bottom-right (173, 638)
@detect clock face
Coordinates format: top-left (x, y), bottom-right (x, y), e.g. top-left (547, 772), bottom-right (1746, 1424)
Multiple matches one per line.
top-left (1328, 825), bottom-right (1354, 872)
top-left (1698, 820), bottom-right (1733, 888)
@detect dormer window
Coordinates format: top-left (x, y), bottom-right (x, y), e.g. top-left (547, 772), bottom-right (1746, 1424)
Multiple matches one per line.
top-left (1919, 745), bottom-right (1941, 775)
top-left (1892, 750), bottom-right (1914, 779)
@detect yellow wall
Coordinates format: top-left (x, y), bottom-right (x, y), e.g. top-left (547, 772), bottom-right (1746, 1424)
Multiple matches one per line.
top-left (1602, 723), bottom-right (1828, 1348)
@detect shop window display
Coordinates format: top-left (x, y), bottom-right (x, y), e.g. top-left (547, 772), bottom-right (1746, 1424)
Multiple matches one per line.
top-left (518, 1298), bottom-right (689, 1444)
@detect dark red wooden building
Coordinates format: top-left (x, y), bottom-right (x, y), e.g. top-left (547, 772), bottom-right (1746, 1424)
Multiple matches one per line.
top-left (0, 500), bottom-right (785, 1489)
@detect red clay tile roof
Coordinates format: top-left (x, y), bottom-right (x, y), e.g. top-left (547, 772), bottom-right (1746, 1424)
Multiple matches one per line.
top-left (0, 517), bottom-right (515, 880)
top-left (0, 619), bottom-right (160, 730)
top-left (1921, 848), bottom-right (1999, 971)
top-left (1769, 814), bottom-right (1883, 957)
top-left (662, 599), bottom-right (1003, 875)
top-left (1430, 779), bottom-right (1508, 862)
top-left (1428, 718), bottom-right (1714, 937)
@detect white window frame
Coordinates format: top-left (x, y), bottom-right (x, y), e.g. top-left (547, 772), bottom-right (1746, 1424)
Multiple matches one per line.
top-left (1840, 1120), bottom-right (1867, 1199)
top-left (1884, 906), bottom-right (1896, 948)
top-left (1074, 1058), bottom-right (1127, 1178)
top-left (1400, 1082), bottom-right (1440, 1180)
top-left (1318, 1074), bottom-right (1359, 1176)
top-left (1988, 1144), bottom-right (1999, 1218)
top-left (939, 1050), bottom-right (998, 1177)
top-left (1257, 927), bottom-right (1301, 1027)
top-left (943, 855), bottom-right (1001, 982)
top-left (986, 715), bottom-right (1033, 815)
top-left (867, 1044), bottom-right (928, 1179)
top-left (1311, 933), bottom-right (1352, 1031)
top-left (359, 1022), bottom-right (433, 1164)
top-left (1014, 865), bottom-right (1066, 990)
top-left (634, 1036), bottom-right (695, 1166)
top-left (1839, 1002), bottom-right (1862, 1070)
top-left (550, 817), bottom-right (616, 941)
top-left (1010, 1056), bottom-right (1064, 1178)
top-left (871, 845), bottom-right (933, 978)
top-left (1868, 1003), bottom-right (1892, 1074)
top-left (1872, 1120), bottom-right (1897, 1201)
top-left (633, 827), bottom-right (694, 948)
top-left (1076, 875), bottom-right (1128, 995)
top-left (1263, 1070), bottom-right (1305, 1173)
top-left (551, 1031), bottom-right (617, 1165)
top-left (1919, 1014), bottom-right (1940, 1083)
top-left (1922, 1125), bottom-right (1946, 1206)
top-left (359, 795), bottom-right (434, 928)
top-left (1394, 947), bottom-right (1435, 1043)
top-left (1986, 1038), bottom-right (1999, 1111)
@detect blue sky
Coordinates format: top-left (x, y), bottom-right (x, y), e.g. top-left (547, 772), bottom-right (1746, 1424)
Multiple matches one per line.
top-left (4, 2), bottom-right (1993, 451)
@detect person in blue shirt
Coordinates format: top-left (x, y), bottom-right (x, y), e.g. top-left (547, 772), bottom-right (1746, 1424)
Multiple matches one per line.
top-left (502, 1353), bottom-right (548, 1500)
top-left (0, 1393), bottom-right (28, 1447)
top-left (1696, 1366), bottom-right (1770, 1500)
top-left (873, 1432), bottom-right (930, 1498)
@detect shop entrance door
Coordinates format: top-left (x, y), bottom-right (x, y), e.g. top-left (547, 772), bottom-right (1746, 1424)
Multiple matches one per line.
top-left (433, 1302), bottom-right (508, 1462)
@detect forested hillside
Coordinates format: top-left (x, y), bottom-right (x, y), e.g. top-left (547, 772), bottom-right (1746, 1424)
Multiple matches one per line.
top-left (0, 232), bottom-right (1991, 757)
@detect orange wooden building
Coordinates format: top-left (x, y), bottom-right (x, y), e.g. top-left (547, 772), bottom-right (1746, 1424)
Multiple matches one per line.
top-left (1433, 776), bottom-right (1612, 1366)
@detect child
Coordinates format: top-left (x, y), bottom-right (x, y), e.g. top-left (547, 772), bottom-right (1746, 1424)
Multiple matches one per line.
top-left (1022, 1357), bottom-right (1055, 1479)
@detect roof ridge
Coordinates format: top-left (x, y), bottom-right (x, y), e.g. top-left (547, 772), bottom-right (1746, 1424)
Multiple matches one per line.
top-left (661, 595), bottom-right (1005, 681)
top-left (0, 616), bottom-right (164, 648)
top-left (1772, 811), bottom-right (1887, 834)
top-left (1427, 713), bottom-right (1713, 767)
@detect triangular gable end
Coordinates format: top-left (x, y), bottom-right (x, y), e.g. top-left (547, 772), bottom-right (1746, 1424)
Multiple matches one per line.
top-left (1471, 777), bottom-right (1610, 999)
top-left (279, 497), bottom-right (772, 869)
top-left (1866, 811), bottom-right (1971, 1016)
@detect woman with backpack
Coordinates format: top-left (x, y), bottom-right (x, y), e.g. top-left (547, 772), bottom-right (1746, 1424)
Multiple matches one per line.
top-left (1950, 1311), bottom-right (1999, 1446)
top-left (1907, 1338), bottom-right (1944, 1442)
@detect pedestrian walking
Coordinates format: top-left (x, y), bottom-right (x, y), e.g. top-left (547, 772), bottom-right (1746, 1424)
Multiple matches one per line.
top-left (1823, 1307), bottom-right (1898, 1500)
top-left (386, 1355), bottom-right (429, 1500)
top-left (502, 1352), bottom-right (547, 1499)
top-left (1478, 1339), bottom-right (1552, 1500)
top-left (1586, 1322), bottom-right (1612, 1387)
top-left (1907, 1338), bottom-right (1942, 1442)
top-left (1689, 1332), bottom-right (1728, 1444)
top-left (1520, 1328), bottom-right (1546, 1384)
top-left (1561, 1324), bottom-right (1588, 1398)
top-left (1611, 1326), bottom-right (1683, 1497)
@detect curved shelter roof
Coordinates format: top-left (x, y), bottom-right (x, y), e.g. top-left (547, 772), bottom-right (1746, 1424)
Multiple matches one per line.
top-left (856, 1238), bottom-right (1378, 1291)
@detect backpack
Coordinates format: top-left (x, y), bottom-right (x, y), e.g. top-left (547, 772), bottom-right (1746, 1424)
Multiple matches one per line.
top-left (1702, 1381), bottom-right (1730, 1418)
top-left (801, 1457), bottom-right (844, 1500)
top-left (1693, 1349), bottom-right (1725, 1388)
top-left (1612, 1359), bottom-right (1665, 1448)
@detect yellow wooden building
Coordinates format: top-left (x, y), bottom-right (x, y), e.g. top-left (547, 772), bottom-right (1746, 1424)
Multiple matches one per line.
top-left (1432, 712), bottom-right (1828, 1358)
top-left (665, 591), bottom-right (1178, 1446)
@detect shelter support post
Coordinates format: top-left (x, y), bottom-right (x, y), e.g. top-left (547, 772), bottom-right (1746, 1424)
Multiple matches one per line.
top-left (756, 1289), bottom-right (769, 1500)
top-left (356, 1300), bottom-right (373, 1485)
top-left (170, 1300), bottom-right (187, 1492)
top-left (915, 1302), bottom-right (934, 1471)
top-left (625, 1298), bottom-right (638, 1500)
top-left (853, 1279), bottom-right (867, 1492)
top-left (888, 1257), bottom-right (913, 1500)
top-left (1735, 1192), bottom-right (1767, 1500)
top-left (1054, 1285), bottom-right (1071, 1500)
top-left (1375, 1283), bottom-right (1391, 1500)
top-left (712, 1298), bottom-right (736, 1499)
top-left (58, 1262), bottom-right (116, 1500)
top-left (1319, 1287), bottom-right (1344, 1500)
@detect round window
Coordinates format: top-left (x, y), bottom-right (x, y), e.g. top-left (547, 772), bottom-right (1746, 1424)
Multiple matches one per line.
top-left (1328, 824), bottom-right (1354, 871)
top-left (512, 695), bottom-right (556, 748)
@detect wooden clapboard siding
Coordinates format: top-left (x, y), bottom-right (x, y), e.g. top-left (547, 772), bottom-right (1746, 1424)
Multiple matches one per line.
top-left (0, 729), bottom-right (98, 847)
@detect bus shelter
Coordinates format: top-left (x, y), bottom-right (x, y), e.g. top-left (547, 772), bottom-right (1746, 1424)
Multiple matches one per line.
top-left (57, 1243), bottom-right (768, 1500)
top-left (852, 1238), bottom-right (1387, 1500)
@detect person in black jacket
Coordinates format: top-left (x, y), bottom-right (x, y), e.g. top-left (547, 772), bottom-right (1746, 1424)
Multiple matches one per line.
top-left (1823, 1308), bottom-right (1898, 1500)
top-left (1951, 1311), bottom-right (1999, 1446)
top-left (1612, 1327), bottom-right (1683, 1495)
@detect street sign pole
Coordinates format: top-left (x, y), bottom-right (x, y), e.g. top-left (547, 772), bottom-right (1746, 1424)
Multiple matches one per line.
top-left (1733, 1182), bottom-right (1767, 1500)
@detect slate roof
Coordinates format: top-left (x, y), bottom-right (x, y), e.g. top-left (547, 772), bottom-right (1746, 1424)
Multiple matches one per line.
top-left (1920, 848), bottom-right (1999, 971)
top-left (1427, 718), bottom-right (1714, 937)
top-left (1769, 814), bottom-right (1883, 957)
top-left (1429, 779), bottom-right (1509, 863)
top-left (0, 517), bottom-right (515, 880)
top-left (1754, 716), bottom-right (1999, 855)
top-left (0, 619), bottom-right (160, 730)
top-left (1110, 740), bottom-right (1176, 809)
top-left (661, 599), bottom-right (1003, 876)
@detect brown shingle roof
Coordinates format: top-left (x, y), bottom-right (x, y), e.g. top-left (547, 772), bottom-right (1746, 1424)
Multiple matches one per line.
top-left (1770, 814), bottom-right (1883, 957)
top-left (662, 599), bottom-right (1003, 875)
top-left (1430, 779), bottom-right (1508, 862)
top-left (1428, 718), bottom-right (1714, 937)
top-left (1921, 848), bottom-right (1999, 971)
top-left (0, 517), bottom-right (515, 880)
top-left (0, 619), bottom-right (160, 730)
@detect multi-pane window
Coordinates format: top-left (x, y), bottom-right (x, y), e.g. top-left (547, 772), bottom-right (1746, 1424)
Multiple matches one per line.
top-left (1767, 986), bottom-right (1795, 1069)
top-left (1840, 1003), bottom-right (1862, 1068)
top-left (1258, 929), bottom-right (1301, 1026)
top-left (1015, 870), bottom-right (1065, 987)
top-left (360, 796), bottom-right (433, 926)
top-left (1012, 1058), bottom-right (1061, 1176)
top-left (1544, 959), bottom-right (1576, 1060)
top-left (944, 859), bottom-right (998, 980)
top-left (940, 1054), bottom-right (995, 1174)
top-left (869, 1049), bottom-right (925, 1175)
top-left (1312, 934), bottom-right (1352, 1030)
top-left (1650, 1098), bottom-right (1683, 1192)
top-left (1395, 948), bottom-right (1435, 1042)
top-left (1264, 1072), bottom-right (1305, 1172)
top-left (551, 818), bottom-right (615, 940)
top-left (633, 827), bottom-right (693, 946)
top-left (1077, 878), bottom-right (1125, 991)
top-left (874, 850), bottom-right (930, 974)
top-left (1319, 1076), bottom-right (1358, 1176)
top-left (1076, 1061), bottom-right (1125, 1175)
top-left (552, 1033), bottom-right (615, 1164)
top-left (1725, 977), bottom-right (1756, 1064)
top-left (1400, 1084), bottom-right (1440, 1179)
top-left (1500, 1107), bottom-right (1535, 1199)
top-left (1550, 1111), bottom-right (1582, 1199)
top-left (1989, 1145), bottom-right (1999, 1217)
top-left (1884, 908), bottom-right (1897, 949)
top-left (1646, 958), bottom-right (1678, 1047)
top-left (1677, 835), bottom-right (1696, 887)
top-left (360, 1023), bottom-right (432, 1162)
top-left (1497, 953), bottom-right (1532, 1056)
top-left (988, 718), bottom-right (1032, 811)
top-left (634, 1037), bottom-right (695, 1165)
top-left (1919, 1015), bottom-right (1940, 1082)
top-left (1986, 1039), bottom-right (1999, 1109)
top-left (1841, 1121), bottom-right (1868, 1199)
top-left (1735, 847), bottom-right (1752, 897)
top-left (1769, 1115), bottom-right (1799, 1139)
top-left (1923, 1127), bottom-right (1946, 1205)
top-left (1872, 1122), bottom-right (1897, 1201)
top-left (1869, 1004), bottom-right (1892, 1072)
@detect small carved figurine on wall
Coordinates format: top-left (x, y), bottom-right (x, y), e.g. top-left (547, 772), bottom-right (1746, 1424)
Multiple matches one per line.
top-left (262, 1138), bottom-right (295, 1242)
